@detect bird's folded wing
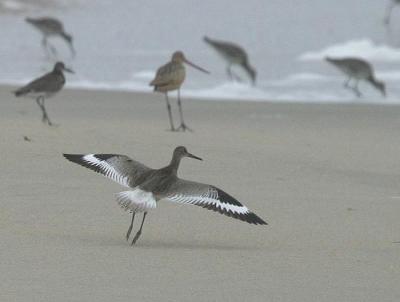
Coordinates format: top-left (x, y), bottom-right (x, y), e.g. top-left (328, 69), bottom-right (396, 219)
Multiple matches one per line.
top-left (63, 153), bottom-right (151, 188)
top-left (15, 72), bottom-right (55, 95)
top-left (150, 63), bottom-right (176, 86)
top-left (162, 179), bottom-right (267, 225)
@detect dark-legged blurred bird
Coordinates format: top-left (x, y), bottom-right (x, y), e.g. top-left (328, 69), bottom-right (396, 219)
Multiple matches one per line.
top-left (149, 51), bottom-right (210, 132)
top-left (325, 57), bottom-right (386, 98)
top-left (203, 36), bottom-right (256, 85)
top-left (25, 17), bottom-right (75, 57)
top-left (63, 146), bottom-right (267, 245)
top-left (14, 62), bottom-right (74, 126)
top-left (384, 0), bottom-right (400, 26)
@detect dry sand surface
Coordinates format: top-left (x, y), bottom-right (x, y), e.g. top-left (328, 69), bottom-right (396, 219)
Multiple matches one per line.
top-left (1, 85), bottom-right (400, 301)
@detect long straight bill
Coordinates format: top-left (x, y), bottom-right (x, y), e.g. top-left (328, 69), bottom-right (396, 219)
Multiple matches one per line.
top-left (184, 58), bottom-right (210, 74)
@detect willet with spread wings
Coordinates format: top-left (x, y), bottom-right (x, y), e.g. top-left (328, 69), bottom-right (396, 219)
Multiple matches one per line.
top-left (325, 57), bottom-right (386, 98)
top-left (149, 51), bottom-right (210, 132)
top-left (26, 17), bottom-right (75, 57)
top-left (63, 146), bottom-right (266, 246)
top-left (14, 62), bottom-right (74, 126)
top-left (203, 36), bottom-right (256, 85)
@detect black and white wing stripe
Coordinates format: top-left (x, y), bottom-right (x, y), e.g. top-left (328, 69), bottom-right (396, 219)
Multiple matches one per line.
top-left (63, 154), bottom-right (151, 188)
top-left (163, 180), bottom-right (267, 225)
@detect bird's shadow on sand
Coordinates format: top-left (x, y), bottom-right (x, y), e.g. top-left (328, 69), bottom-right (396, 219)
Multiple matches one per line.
top-left (57, 232), bottom-right (263, 251)
top-left (76, 234), bottom-right (262, 251)
top-left (136, 239), bottom-right (263, 251)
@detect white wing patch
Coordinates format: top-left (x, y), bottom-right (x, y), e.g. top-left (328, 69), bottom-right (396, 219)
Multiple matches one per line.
top-left (115, 189), bottom-right (157, 213)
top-left (167, 192), bottom-right (250, 215)
top-left (82, 154), bottom-right (130, 188)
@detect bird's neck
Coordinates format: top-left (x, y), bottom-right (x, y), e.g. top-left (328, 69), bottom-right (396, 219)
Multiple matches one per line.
top-left (367, 74), bottom-right (377, 85)
top-left (168, 155), bottom-right (182, 175)
top-left (60, 32), bottom-right (69, 41)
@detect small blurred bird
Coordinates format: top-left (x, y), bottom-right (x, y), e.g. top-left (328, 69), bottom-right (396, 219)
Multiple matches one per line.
top-left (25, 17), bottom-right (76, 58)
top-left (203, 36), bottom-right (256, 85)
top-left (14, 62), bottom-right (74, 126)
top-left (149, 51), bottom-right (210, 132)
top-left (325, 57), bottom-right (386, 98)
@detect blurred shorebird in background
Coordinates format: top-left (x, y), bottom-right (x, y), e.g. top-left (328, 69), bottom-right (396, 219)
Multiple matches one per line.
top-left (25, 17), bottom-right (76, 58)
top-left (384, 0), bottom-right (400, 27)
top-left (325, 57), bottom-right (386, 98)
top-left (203, 36), bottom-right (256, 85)
top-left (14, 62), bottom-right (74, 126)
top-left (63, 146), bottom-right (267, 245)
top-left (149, 51), bottom-right (210, 132)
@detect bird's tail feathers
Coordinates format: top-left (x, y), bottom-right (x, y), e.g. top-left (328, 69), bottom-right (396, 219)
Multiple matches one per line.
top-left (115, 190), bottom-right (157, 213)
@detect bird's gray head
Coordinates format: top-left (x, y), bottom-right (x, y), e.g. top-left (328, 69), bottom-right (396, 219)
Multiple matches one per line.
top-left (372, 80), bottom-right (386, 97)
top-left (324, 56), bottom-right (337, 65)
top-left (54, 61), bottom-right (74, 73)
top-left (171, 51), bottom-right (210, 74)
top-left (242, 61), bottom-right (257, 85)
top-left (172, 51), bottom-right (185, 62)
top-left (62, 32), bottom-right (73, 44)
top-left (203, 36), bottom-right (212, 44)
top-left (173, 146), bottom-right (202, 161)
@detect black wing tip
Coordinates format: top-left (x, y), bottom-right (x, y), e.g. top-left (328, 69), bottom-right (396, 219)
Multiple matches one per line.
top-left (200, 203), bottom-right (267, 225)
top-left (63, 154), bottom-right (87, 166)
top-left (245, 212), bottom-right (268, 225)
top-left (212, 187), bottom-right (267, 225)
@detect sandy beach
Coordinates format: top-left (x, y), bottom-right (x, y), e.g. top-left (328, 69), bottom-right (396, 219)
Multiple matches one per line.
top-left (1, 85), bottom-right (400, 301)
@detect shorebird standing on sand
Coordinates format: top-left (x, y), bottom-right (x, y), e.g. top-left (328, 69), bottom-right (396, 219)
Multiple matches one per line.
top-left (384, 0), bottom-right (400, 26)
top-left (325, 57), bottom-right (386, 98)
top-left (25, 17), bottom-right (76, 57)
top-left (149, 51), bottom-right (210, 132)
top-left (14, 62), bottom-right (74, 126)
top-left (203, 36), bottom-right (257, 85)
top-left (63, 146), bottom-right (267, 245)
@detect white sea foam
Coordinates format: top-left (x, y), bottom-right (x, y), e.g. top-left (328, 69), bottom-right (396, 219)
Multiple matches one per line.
top-left (132, 70), bottom-right (156, 80)
top-left (2, 0), bottom-right (24, 10)
top-left (299, 39), bottom-right (400, 62)
top-left (268, 73), bottom-right (333, 87)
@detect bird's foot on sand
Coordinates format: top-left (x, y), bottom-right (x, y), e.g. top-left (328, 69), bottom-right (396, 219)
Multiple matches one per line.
top-left (130, 231), bottom-right (142, 246)
top-left (177, 123), bottom-right (193, 132)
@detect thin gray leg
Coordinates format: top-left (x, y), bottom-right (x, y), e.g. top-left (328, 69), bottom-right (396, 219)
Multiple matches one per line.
top-left (131, 212), bottom-right (147, 246)
top-left (352, 80), bottom-right (362, 97)
top-left (36, 96), bottom-right (46, 122)
top-left (48, 44), bottom-right (58, 57)
top-left (126, 212), bottom-right (135, 241)
top-left (165, 93), bottom-right (176, 131)
top-left (231, 68), bottom-right (243, 82)
top-left (176, 89), bottom-right (193, 132)
top-left (41, 37), bottom-right (48, 53)
top-left (227, 64), bottom-right (242, 82)
top-left (226, 65), bottom-right (233, 81)
top-left (36, 96), bottom-right (54, 126)
top-left (343, 76), bottom-right (351, 88)
top-left (384, 2), bottom-right (395, 26)
top-left (42, 36), bottom-right (57, 58)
